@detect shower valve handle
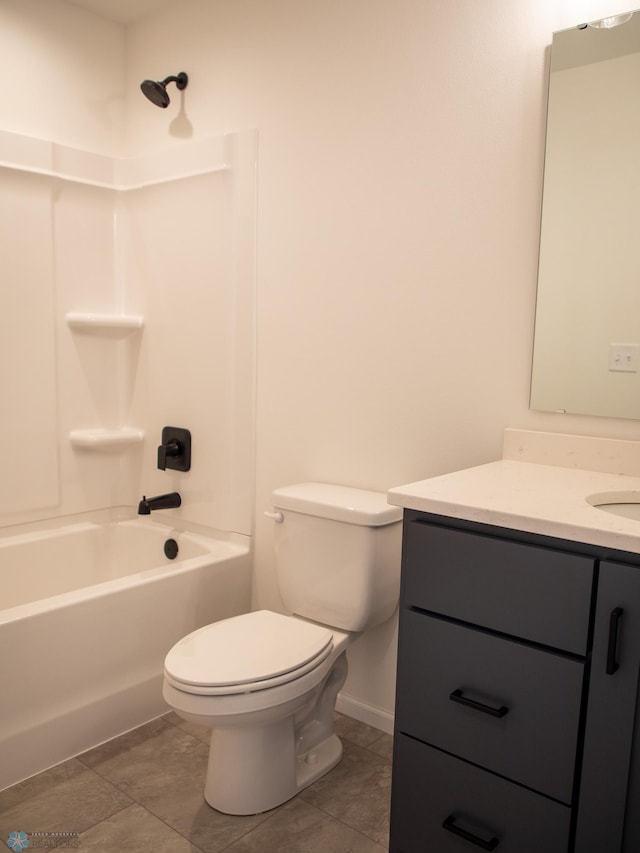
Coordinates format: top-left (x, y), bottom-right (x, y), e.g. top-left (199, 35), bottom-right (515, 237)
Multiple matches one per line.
top-left (157, 440), bottom-right (181, 470)
top-left (157, 427), bottom-right (191, 472)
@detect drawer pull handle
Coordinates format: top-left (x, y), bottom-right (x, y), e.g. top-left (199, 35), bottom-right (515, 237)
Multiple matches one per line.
top-left (606, 607), bottom-right (624, 675)
top-left (449, 689), bottom-right (509, 718)
top-left (442, 815), bottom-right (500, 850)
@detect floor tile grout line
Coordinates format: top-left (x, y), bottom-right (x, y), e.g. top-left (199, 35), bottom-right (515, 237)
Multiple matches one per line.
top-left (74, 721), bottom-right (282, 853)
top-left (295, 739), bottom-right (392, 847)
top-left (73, 800), bottom-right (131, 838)
top-left (74, 726), bottom-right (215, 852)
top-left (213, 795), bottom-right (388, 853)
top-left (74, 755), bottom-right (211, 853)
top-left (296, 795), bottom-right (390, 848)
top-left (131, 801), bottom-right (211, 853)
top-left (214, 810), bottom-right (282, 853)
top-left (75, 796), bottom-right (133, 839)
top-left (301, 800), bottom-right (389, 851)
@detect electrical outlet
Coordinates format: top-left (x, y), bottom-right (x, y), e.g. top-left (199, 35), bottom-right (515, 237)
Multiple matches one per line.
top-left (609, 343), bottom-right (640, 373)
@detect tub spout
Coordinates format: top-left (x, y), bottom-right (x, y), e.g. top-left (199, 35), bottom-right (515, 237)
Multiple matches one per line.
top-left (138, 492), bottom-right (182, 515)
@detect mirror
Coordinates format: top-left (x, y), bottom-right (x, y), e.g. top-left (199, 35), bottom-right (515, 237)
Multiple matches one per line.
top-left (530, 10), bottom-right (640, 419)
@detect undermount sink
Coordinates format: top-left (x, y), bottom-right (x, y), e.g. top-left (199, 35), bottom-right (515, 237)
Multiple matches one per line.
top-left (587, 491), bottom-right (640, 521)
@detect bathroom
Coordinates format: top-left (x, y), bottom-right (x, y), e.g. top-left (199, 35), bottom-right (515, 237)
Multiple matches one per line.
top-left (1, 0), bottom-right (638, 849)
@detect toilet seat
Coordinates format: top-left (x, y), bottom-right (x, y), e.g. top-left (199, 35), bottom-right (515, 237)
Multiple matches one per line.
top-left (164, 610), bottom-right (334, 696)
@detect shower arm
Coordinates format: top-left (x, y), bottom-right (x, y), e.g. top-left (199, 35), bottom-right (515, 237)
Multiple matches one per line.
top-left (163, 73), bottom-right (188, 90)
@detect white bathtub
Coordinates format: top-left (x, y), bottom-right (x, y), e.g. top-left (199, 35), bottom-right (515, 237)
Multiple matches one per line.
top-left (0, 512), bottom-right (252, 790)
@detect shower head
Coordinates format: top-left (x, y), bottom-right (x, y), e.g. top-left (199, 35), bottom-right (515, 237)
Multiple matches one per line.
top-left (140, 72), bottom-right (188, 108)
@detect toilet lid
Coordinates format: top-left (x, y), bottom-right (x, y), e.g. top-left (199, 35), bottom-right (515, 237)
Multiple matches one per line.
top-left (164, 610), bottom-right (333, 694)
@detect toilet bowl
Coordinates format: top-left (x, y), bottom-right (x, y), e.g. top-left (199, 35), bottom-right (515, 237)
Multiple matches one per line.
top-left (163, 610), bottom-right (351, 814)
top-left (162, 483), bottom-right (402, 815)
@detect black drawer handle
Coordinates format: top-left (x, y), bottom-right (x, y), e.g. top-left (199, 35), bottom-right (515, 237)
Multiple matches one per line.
top-left (606, 607), bottom-right (624, 675)
top-left (442, 815), bottom-right (500, 850)
top-left (450, 689), bottom-right (509, 718)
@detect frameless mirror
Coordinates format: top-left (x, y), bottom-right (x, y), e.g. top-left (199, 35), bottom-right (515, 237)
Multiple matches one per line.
top-left (530, 10), bottom-right (640, 419)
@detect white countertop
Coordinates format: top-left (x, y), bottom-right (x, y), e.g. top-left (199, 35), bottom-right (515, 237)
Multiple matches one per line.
top-left (388, 459), bottom-right (640, 555)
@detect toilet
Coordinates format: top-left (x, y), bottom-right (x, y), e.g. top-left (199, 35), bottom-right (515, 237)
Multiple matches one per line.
top-left (162, 483), bottom-right (402, 815)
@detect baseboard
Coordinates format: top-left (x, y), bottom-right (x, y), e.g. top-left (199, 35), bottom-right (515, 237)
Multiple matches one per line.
top-left (335, 691), bottom-right (394, 735)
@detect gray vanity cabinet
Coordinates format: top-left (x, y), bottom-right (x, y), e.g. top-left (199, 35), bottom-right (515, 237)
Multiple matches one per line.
top-left (390, 511), bottom-right (640, 853)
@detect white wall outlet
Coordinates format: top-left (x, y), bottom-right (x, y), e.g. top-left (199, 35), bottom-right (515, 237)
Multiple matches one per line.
top-left (609, 343), bottom-right (640, 373)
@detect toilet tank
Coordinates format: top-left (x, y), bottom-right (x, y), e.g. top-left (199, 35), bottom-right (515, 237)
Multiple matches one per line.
top-left (271, 483), bottom-right (403, 632)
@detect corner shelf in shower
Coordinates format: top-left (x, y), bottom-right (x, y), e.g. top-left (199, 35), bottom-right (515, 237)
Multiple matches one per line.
top-left (66, 313), bottom-right (145, 452)
top-left (69, 428), bottom-right (145, 450)
top-left (65, 312), bottom-right (144, 337)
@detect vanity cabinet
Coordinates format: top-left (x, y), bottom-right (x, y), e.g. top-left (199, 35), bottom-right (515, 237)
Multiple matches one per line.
top-left (390, 510), bottom-right (640, 853)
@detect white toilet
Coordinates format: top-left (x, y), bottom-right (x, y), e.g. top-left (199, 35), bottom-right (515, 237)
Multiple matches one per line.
top-left (162, 482), bottom-right (402, 815)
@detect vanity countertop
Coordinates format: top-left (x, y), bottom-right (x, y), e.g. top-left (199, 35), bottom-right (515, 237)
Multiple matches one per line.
top-left (388, 459), bottom-right (640, 555)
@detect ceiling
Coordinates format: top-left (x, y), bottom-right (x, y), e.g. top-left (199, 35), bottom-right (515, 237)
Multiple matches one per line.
top-left (64, 0), bottom-right (174, 24)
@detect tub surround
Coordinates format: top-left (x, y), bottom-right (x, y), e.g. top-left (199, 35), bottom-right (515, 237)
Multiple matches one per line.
top-left (388, 429), bottom-right (640, 554)
top-left (0, 127), bottom-right (256, 536)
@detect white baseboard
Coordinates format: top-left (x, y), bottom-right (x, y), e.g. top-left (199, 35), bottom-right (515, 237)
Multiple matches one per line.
top-left (336, 691), bottom-right (394, 735)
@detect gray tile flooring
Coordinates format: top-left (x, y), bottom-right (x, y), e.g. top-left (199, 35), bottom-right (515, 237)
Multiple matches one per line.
top-left (0, 712), bottom-right (393, 852)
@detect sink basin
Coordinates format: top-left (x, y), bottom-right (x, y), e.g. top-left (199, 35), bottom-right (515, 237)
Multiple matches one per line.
top-left (587, 491), bottom-right (640, 521)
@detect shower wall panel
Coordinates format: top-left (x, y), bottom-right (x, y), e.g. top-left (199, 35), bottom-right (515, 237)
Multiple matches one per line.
top-left (0, 170), bottom-right (58, 515)
top-left (125, 134), bottom-right (256, 536)
top-left (127, 172), bottom-right (234, 528)
top-left (0, 130), bottom-right (256, 535)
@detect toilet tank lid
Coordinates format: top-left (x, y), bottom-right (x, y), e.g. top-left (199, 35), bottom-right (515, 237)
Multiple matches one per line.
top-left (272, 483), bottom-right (402, 526)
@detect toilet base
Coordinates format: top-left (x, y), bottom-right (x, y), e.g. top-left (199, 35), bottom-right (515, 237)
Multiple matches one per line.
top-left (204, 723), bottom-right (343, 815)
top-left (202, 652), bottom-right (349, 815)
top-left (296, 732), bottom-right (342, 792)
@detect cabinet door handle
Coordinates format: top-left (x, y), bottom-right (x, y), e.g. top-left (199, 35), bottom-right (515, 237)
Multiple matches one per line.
top-left (606, 607), bottom-right (624, 675)
top-left (442, 815), bottom-right (500, 850)
top-left (449, 689), bottom-right (509, 718)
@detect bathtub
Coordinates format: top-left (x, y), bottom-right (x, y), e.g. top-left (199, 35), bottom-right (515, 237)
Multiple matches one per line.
top-left (0, 511), bottom-right (252, 790)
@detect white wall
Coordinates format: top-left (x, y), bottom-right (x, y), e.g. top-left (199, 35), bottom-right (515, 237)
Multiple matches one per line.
top-left (124, 0), bottom-right (640, 725)
top-left (0, 0), bottom-right (124, 154)
top-left (5, 0), bottom-right (640, 726)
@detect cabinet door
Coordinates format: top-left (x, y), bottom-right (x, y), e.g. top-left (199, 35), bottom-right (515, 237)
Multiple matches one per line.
top-left (575, 561), bottom-right (640, 853)
top-left (390, 734), bottom-right (571, 853)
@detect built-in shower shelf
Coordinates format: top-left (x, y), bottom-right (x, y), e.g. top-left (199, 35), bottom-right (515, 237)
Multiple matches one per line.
top-left (66, 312), bottom-right (144, 337)
top-left (69, 428), bottom-right (145, 450)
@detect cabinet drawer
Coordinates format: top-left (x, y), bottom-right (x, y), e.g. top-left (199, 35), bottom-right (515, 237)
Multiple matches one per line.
top-left (390, 734), bottom-right (571, 853)
top-left (402, 520), bottom-right (594, 653)
top-left (396, 610), bottom-right (583, 803)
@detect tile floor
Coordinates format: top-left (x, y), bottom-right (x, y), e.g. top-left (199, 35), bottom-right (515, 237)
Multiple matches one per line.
top-left (0, 712), bottom-right (393, 852)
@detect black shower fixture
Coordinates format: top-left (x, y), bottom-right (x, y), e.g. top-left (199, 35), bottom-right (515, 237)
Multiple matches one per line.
top-left (140, 71), bottom-right (188, 108)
